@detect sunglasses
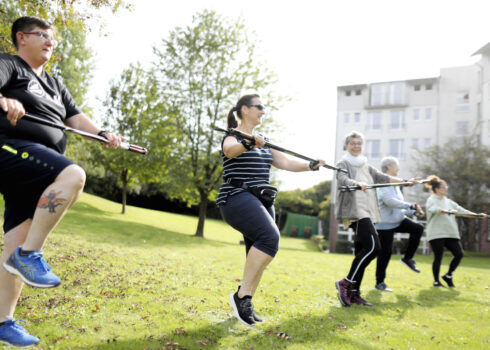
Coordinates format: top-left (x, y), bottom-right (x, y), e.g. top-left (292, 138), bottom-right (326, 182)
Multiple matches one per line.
top-left (247, 104), bottom-right (265, 111)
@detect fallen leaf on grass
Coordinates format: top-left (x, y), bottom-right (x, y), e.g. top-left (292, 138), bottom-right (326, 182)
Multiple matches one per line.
top-left (77, 325), bottom-right (88, 333)
top-left (335, 324), bottom-right (347, 330)
top-left (264, 330), bottom-right (291, 340)
top-left (174, 327), bottom-right (186, 335)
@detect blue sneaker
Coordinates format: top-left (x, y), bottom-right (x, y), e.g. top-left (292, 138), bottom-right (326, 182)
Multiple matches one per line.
top-left (0, 319), bottom-right (39, 347)
top-left (3, 247), bottom-right (61, 288)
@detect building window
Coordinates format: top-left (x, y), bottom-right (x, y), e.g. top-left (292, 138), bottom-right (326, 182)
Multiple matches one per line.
top-left (355, 89), bottom-right (362, 96)
top-left (389, 83), bottom-right (406, 105)
top-left (370, 83), bottom-right (406, 106)
top-left (367, 112), bottom-right (382, 130)
top-left (411, 138), bottom-right (419, 149)
top-left (414, 85), bottom-right (421, 91)
top-left (344, 113), bottom-right (350, 123)
top-left (389, 139), bottom-right (405, 158)
top-left (345, 90), bottom-right (351, 97)
top-left (354, 112), bottom-right (361, 123)
top-left (425, 108), bottom-right (432, 120)
top-left (370, 84), bottom-right (386, 106)
top-left (425, 84), bottom-right (433, 90)
top-left (456, 121), bottom-right (469, 135)
top-left (390, 110), bottom-right (406, 129)
top-left (413, 108), bottom-right (420, 120)
top-left (366, 140), bottom-right (381, 158)
top-left (456, 91), bottom-right (470, 112)
top-left (424, 138), bottom-right (431, 149)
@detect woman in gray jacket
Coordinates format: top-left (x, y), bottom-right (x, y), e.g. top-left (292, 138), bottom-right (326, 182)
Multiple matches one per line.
top-left (335, 132), bottom-right (416, 307)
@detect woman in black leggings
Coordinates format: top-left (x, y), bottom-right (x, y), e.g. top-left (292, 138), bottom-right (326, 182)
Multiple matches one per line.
top-left (334, 131), bottom-right (416, 307)
top-left (425, 176), bottom-right (487, 287)
top-left (217, 94), bottom-right (325, 326)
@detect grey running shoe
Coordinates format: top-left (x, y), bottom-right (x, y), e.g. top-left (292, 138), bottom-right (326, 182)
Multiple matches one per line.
top-left (375, 282), bottom-right (393, 292)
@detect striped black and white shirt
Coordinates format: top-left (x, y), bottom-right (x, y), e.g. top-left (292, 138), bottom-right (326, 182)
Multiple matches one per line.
top-left (216, 133), bottom-right (273, 206)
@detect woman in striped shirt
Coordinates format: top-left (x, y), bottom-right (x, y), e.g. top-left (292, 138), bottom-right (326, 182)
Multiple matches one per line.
top-left (220, 94), bottom-right (325, 326)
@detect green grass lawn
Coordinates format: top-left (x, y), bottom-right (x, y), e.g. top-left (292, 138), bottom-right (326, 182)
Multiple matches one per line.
top-left (1, 193), bottom-right (489, 350)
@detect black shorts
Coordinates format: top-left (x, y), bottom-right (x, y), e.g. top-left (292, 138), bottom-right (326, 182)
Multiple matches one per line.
top-left (0, 139), bottom-right (73, 233)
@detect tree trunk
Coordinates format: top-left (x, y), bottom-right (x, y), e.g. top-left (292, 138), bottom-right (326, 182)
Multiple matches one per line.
top-left (195, 190), bottom-right (208, 237)
top-left (121, 168), bottom-right (128, 214)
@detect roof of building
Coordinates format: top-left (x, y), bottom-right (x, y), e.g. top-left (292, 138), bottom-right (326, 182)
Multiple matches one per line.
top-left (472, 42), bottom-right (490, 56)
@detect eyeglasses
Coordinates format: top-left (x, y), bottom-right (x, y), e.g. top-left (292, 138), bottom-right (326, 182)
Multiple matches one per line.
top-left (348, 142), bottom-right (363, 146)
top-left (22, 31), bottom-right (58, 48)
top-left (247, 104), bottom-right (265, 111)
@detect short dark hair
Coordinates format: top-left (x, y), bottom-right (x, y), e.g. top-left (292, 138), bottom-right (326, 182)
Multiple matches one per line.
top-left (227, 94), bottom-right (260, 129)
top-left (11, 16), bottom-right (53, 49)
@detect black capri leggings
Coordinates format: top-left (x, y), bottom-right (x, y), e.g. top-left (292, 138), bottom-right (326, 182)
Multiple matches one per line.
top-left (220, 191), bottom-right (280, 257)
top-left (346, 218), bottom-right (381, 290)
top-left (429, 238), bottom-right (464, 281)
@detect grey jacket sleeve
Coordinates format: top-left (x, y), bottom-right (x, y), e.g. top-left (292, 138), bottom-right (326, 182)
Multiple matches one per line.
top-left (336, 160), bottom-right (357, 187)
top-left (368, 165), bottom-right (391, 184)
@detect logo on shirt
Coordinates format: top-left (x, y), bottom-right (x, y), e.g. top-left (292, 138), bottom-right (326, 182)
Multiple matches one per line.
top-left (27, 80), bottom-right (63, 107)
top-left (28, 80), bottom-right (45, 97)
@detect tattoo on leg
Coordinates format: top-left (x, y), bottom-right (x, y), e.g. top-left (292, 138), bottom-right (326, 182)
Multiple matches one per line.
top-left (37, 190), bottom-right (66, 213)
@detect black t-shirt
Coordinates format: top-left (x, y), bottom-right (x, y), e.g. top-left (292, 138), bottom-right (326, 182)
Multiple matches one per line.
top-left (0, 53), bottom-right (81, 153)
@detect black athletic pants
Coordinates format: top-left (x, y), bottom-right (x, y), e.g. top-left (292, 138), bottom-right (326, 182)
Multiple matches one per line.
top-left (376, 218), bottom-right (424, 284)
top-left (429, 238), bottom-right (464, 282)
top-left (346, 218), bottom-right (381, 290)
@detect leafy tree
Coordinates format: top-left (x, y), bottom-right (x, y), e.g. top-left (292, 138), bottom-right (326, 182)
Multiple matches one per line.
top-left (90, 63), bottom-right (171, 213)
top-left (152, 10), bottom-right (279, 237)
top-left (414, 137), bottom-right (490, 250)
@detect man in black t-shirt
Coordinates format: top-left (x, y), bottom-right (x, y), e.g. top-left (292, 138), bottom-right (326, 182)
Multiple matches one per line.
top-left (0, 16), bottom-right (123, 348)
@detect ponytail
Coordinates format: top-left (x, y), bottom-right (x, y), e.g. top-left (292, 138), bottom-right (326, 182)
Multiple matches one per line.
top-left (425, 174), bottom-right (443, 193)
top-left (227, 107), bottom-right (238, 129)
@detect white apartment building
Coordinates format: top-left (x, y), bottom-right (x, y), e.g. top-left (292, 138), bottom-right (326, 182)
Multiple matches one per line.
top-left (329, 43), bottom-right (490, 251)
top-left (333, 42), bottom-right (490, 203)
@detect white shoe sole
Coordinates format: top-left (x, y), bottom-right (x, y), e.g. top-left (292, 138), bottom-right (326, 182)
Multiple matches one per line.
top-left (3, 262), bottom-right (60, 288)
top-left (0, 338), bottom-right (39, 348)
top-left (229, 293), bottom-right (255, 326)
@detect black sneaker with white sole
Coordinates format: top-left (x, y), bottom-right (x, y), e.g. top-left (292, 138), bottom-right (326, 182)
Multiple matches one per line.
top-left (442, 274), bottom-right (455, 287)
top-left (235, 286), bottom-right (263, 322)
top-left (400, 258), bottom-right (420, 273)
top-left (230, 292), bottom-right (255, 326)
top-left (433, 281), bottom-right (443, 287)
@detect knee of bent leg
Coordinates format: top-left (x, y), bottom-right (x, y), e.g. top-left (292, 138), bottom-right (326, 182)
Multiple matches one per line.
top-left (57, 164), bottom-right (86, 191)
top-left (256, 227), bottom-right (280, 257)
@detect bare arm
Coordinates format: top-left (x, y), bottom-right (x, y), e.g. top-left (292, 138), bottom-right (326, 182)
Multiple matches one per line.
top-left (65, 113), bottom-right (124, 148)
top-left (271, 148), bottom-right (324, 172)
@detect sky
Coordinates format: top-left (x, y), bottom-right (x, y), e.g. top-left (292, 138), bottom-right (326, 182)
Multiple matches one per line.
top-left (86, 0), bottom-right (490, 190)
